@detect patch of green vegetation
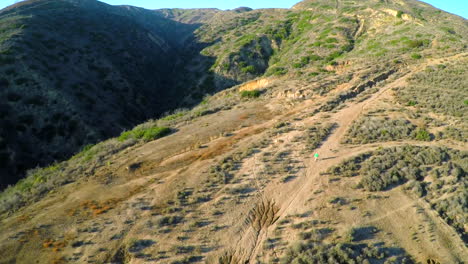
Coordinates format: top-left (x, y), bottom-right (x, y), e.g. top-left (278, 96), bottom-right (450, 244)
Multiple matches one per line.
top-left (407, 39), bottom-right (429, 49)
top-left (235, 13), bottom-right (260, 27)
top-left (396, 11), bottom-right (404, 18)
top-left (72, 144), bottom-right (97, 162)
top-left (127, 239), bottom-right (154, 253)
top-left (162, 110), bottom-right (188, 121)
top-left (366, 40), bottom-right (382, 51)
top-left (157, 215), bottom-right (184, 227)
top-left (0, 134), bottom-right (140, 214)
top-left (118, 126), bottom-right (171, 142)
top-left (235, 34), bottom-right (256, 47)
top-left (295, 11), bottom-right (315, 33)
top-left (16, 163), bottom-right (62, 193)
top-left (414, 129), bottom-right (431, 141)
top-left (266, 66), bottom-right (288, 76)
top-left (440, 27), bottom-right (456, 35)
top-left (292, 62), bottom-right (303, 69)
top-left (265, 19), bottom-right (294, 42)
top-left (240, 90), bottom-right (261, 98)
top-left (325, 51), bottom-right (342, 62)
top-left (241, 65), bottom-right (256, 74)
top-left (339, 17), bottom-right (356, 24)
top-left (411, 53), bottom-right (422, 59)
top-left (308, 72), bottom-right (319, 77)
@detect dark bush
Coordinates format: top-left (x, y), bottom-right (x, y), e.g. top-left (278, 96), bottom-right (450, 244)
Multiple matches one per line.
top-left (157, 216), bottom-right (183, 227)
top-left (118, 126), bottom-right (171, 142)
top-left (240, 90), bottom-right (261, 98)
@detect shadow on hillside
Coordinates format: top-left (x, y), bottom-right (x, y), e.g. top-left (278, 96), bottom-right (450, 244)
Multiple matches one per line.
top-left (0, 2), bottom-right (239, 189)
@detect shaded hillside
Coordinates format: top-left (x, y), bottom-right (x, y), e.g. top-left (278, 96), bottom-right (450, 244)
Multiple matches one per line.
top-left (0, 0), bottom-right (218, 188)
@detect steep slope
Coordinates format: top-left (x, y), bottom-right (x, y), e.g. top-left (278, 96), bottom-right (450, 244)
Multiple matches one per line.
top-left (0, 0), bottom-right (467, 263)
top-left (0, 0), bottom-right (216, 188)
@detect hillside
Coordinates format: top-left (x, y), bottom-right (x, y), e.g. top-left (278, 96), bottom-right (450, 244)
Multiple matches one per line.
top-left (0, 0), bottom-right (248, 188)
top-left (0, 0), bottom-right (179, 188)
top-left (1, 0), bottom-right (467, 188)
top-left (0, 0), bottom-right (467, 263)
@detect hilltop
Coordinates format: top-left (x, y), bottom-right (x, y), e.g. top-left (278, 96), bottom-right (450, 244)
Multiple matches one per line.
top-left (0, 0), bottom-right (467, 263)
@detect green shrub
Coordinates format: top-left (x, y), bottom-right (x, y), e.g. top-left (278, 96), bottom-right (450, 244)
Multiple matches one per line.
top-left (267, 67), bottom-right (288, 76)
top-left (157, 216), bottom-right (183, 227)
top-left (240, 90), bottom-right (261, 98)
top-left (414, 129), bottom-right (431, 141)
top-left (72, 144), bottom-right (98, 162)
top-left (241, 65), bottom-right (256, 74)
top-left (346, 227), bottom-right (357, 242)
top-left (309, 72), bottom-right (319, 77)
top-left (411, 53), bottom-right (422, 59)
top-left (293, 62), bottom-right (304, 68)
top-left (300, 56), bottom-right (310, 64)
top-left (128, 239), bottom-right (154, 253)
top-left (162, 110), bottom-right (188, 121)
top-left (118, 126), bottom-right (171, 142)
top-left (407, 39), bottom-right (429, 48)
top-left (441, 27), bottom-right (456, 35)
top-left (326, 51), bottom-right (342, 61)
top-left (7, 162), bottom-right (62, 194)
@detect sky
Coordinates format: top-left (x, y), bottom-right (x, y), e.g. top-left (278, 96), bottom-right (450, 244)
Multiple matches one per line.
top-left (1, 0), bottom-right (467, 18)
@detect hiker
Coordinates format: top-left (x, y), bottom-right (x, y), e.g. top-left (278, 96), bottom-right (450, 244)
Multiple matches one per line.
top-left (314, 153), bottom-right (319, 162)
